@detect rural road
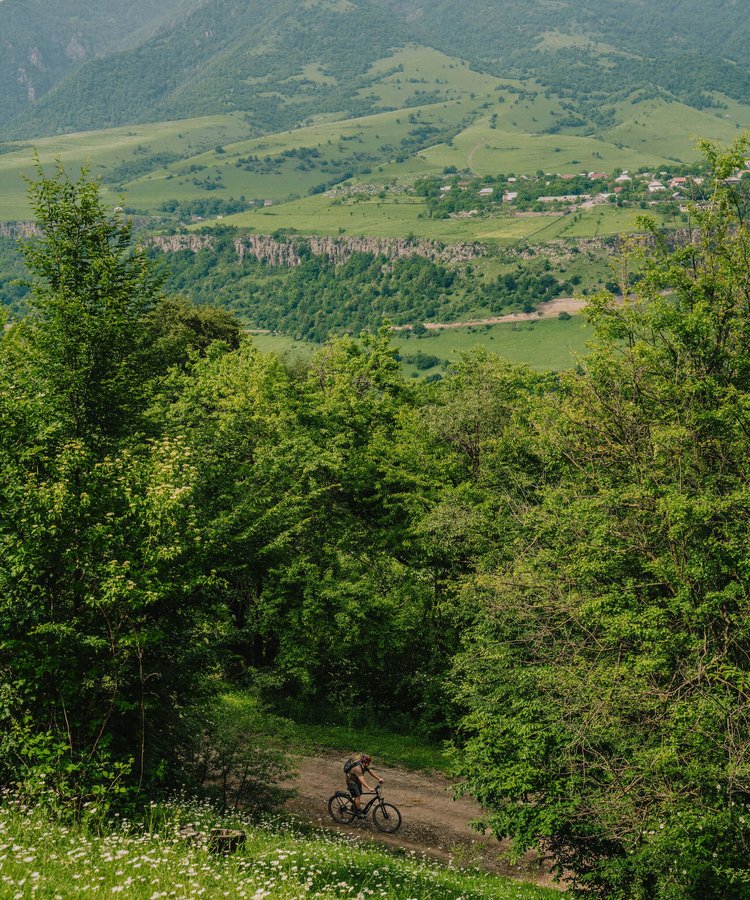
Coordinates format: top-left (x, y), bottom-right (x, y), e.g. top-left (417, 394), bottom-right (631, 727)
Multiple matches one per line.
top-left (390, 296), bottom-right (589, 332)
top-left (283, 754), bottom-right (558, 889)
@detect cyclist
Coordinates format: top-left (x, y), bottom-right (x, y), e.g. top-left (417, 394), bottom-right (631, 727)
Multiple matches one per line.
top-left (344, 754), bottom-right (383, 817)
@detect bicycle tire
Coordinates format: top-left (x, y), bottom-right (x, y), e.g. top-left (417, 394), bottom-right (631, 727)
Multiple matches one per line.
top-left (372, 802), bottom-right (402, 833)
top-left (328, 793), bottom-right (357, 824)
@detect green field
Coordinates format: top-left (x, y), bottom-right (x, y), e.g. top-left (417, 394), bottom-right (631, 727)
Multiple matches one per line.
top-left (250, 315), bottom-right (595, 374)
top-left (0, 43), bottom-right (749, 224)
top-left (397, 317), bottom-right (594, 372)
top-left (222, 190), bottom-right (678, 243)
top-left (0, 114), bottom-right (253, 220)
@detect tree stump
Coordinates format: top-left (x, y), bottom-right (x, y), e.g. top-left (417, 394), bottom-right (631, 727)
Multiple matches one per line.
top-left (209, 827), bottom-right (246, 855)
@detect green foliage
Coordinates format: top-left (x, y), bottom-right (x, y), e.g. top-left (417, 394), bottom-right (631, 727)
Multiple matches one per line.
top-left (278, 717), bottom-right (450, 774)
top-left (0, 234), bottom-right (30, 315)
top-left (158, 243), bottom-right (467, 340)
top-left (8, 139), bottom-right (750, 897)
top-left (0, 163), bottom-right (227, 808)
top-left (451, 137), bottom-right (750, 897)
top-left (17, 160), bottom-right (163, 441)
top-left (177, 693), bottom-right (291, 813)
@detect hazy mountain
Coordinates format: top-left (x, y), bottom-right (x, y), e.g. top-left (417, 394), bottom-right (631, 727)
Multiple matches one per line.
top-left (0, 0), bottom-right (202, 128)
top-left (3, 0), bottom-right (749, 138)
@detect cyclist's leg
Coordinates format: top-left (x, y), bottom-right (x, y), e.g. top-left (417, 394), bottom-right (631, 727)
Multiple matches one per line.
top-left (347, 780), bottom-right (362, 811)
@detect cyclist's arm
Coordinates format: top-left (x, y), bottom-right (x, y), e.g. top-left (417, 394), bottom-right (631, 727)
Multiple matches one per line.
top-left (368, 768), bottom-right (384, 783)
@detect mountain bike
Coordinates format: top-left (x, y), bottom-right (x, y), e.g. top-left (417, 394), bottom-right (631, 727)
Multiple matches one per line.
top-left (327, 784), bottom-right (402, 833)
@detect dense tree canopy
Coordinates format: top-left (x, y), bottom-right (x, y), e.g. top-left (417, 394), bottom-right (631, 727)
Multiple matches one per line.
top-left (3, 143), bottom-right (750, 897)
top-left (452, 138), bottom-right (750, 897)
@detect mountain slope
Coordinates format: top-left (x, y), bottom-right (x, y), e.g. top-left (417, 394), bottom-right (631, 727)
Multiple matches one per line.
top-left (3, 0), bottom-right (750, 139)
top-left (375, 0), bottom-right (750, 110)
top-left (0, 0), bottom-right (202, 128)
top-left (4, 0), bottom-right (402, 137)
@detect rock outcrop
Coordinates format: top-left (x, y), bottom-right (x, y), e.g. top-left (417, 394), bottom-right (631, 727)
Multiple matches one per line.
top-left (149, 233), bottom-right (487, 267)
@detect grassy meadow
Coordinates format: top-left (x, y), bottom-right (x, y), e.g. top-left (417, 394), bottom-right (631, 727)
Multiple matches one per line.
top-left (0, 795), bottom-right (557, 899)
top-left (249, 315), bottom-right (595, 374)
top-left (397, 317), bottom-right (594, 373)
top-left (0, 114), bottom-right (253, 220)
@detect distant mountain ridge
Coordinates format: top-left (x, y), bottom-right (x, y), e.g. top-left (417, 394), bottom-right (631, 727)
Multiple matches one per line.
top-left (0, 0), bottom-right (203, 130)
top-left (2, 0), bottom-right (749, 138)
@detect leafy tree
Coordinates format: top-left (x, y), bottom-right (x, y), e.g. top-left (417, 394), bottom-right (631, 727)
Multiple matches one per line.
top-left (452, 137), bottom-right (750, 897)
top-left (0, 164), bottom-right (214, 807)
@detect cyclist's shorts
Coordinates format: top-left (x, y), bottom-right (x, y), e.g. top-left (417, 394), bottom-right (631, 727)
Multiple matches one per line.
top-left (346, 779), bottom-right (362, 798)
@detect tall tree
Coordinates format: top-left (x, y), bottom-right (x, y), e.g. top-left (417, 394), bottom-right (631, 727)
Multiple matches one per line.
top-left (0, 164), bottom-right (211, 806)
top-left (452, 138), bottom-right (750, 898)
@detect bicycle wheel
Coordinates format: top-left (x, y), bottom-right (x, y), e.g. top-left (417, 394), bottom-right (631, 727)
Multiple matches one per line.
top-left (373, 802), bottom-right (402, 833)
top-left (328, 793), bottom-right (357, 824)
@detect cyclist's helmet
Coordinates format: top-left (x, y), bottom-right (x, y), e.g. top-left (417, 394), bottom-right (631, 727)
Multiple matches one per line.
top-left (361, 754), bottom-right (372, 765)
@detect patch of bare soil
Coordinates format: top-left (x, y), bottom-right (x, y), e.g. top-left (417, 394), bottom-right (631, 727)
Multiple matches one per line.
top-left (421, 297), bottom-right (589, 330)
top-left (282, 754), bottom-right (561, 891)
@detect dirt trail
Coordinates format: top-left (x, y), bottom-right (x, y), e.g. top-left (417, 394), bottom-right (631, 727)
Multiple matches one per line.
top-left (282, 754), bottom-right (558, 890)
top-left (466, 141), bottom-right (486, 171)
top-left (390, 296), bottom-right (588, 333)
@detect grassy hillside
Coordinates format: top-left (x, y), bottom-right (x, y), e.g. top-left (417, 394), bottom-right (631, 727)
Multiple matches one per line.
top-left (0, 114), bottom-right (253, 220)
top-left (0, 97), bottom-right (741, 228)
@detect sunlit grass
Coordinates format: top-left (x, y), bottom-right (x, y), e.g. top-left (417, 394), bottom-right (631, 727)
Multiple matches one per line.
top-left (0, 794), bottom-right (557, 898)
top-left (250, 317), bottom-right (595, 374)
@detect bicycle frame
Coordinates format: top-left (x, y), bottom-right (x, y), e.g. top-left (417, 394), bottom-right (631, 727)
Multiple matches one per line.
top-left (328, 782), bottom-right (402, 833)
top-left (352, 784), bottom-right (386, 813)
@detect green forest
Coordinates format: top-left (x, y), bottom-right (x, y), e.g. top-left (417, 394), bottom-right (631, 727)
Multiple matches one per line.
top-left (4, 139), bottom-right (750, 898)
top-left (153, 237), bottom-right (573, 340)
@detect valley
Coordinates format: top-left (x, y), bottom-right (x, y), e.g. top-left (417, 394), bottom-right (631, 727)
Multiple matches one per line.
top-left (1, 37), bottom-right (746, 372)
top-left (5, 4), bottom-right (750, 897)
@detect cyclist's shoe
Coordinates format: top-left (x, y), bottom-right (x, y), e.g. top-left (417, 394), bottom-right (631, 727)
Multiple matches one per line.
top-left (355, 811), bottom-right (368, 819)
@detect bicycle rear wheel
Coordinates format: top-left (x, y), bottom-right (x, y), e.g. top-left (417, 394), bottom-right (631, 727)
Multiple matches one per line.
top-left (373, 802), bottom-right (402, 833)
top-left (328, 793), bottom-right (357, 824)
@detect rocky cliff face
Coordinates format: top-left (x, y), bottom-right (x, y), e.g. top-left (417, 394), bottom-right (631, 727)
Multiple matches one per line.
top-left (149, 233), bottom-right (487, 266)
top-left (0, 223), bottom-right (39, 238)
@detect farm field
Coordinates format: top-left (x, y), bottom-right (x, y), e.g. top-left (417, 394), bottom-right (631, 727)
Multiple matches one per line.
top-left (224, 191), bottom-right (679, 243)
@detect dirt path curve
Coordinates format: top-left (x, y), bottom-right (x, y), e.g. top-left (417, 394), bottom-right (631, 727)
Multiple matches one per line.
top-left (282, 754), bottom-right (558, 890)
top-left (391, 296), bottom-right (588, 332)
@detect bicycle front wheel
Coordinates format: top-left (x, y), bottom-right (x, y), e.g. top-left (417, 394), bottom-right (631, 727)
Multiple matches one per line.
top-left (373, 802), bottom-right (402, 833)
top-left (328, 794), bottom-right (357, 824)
